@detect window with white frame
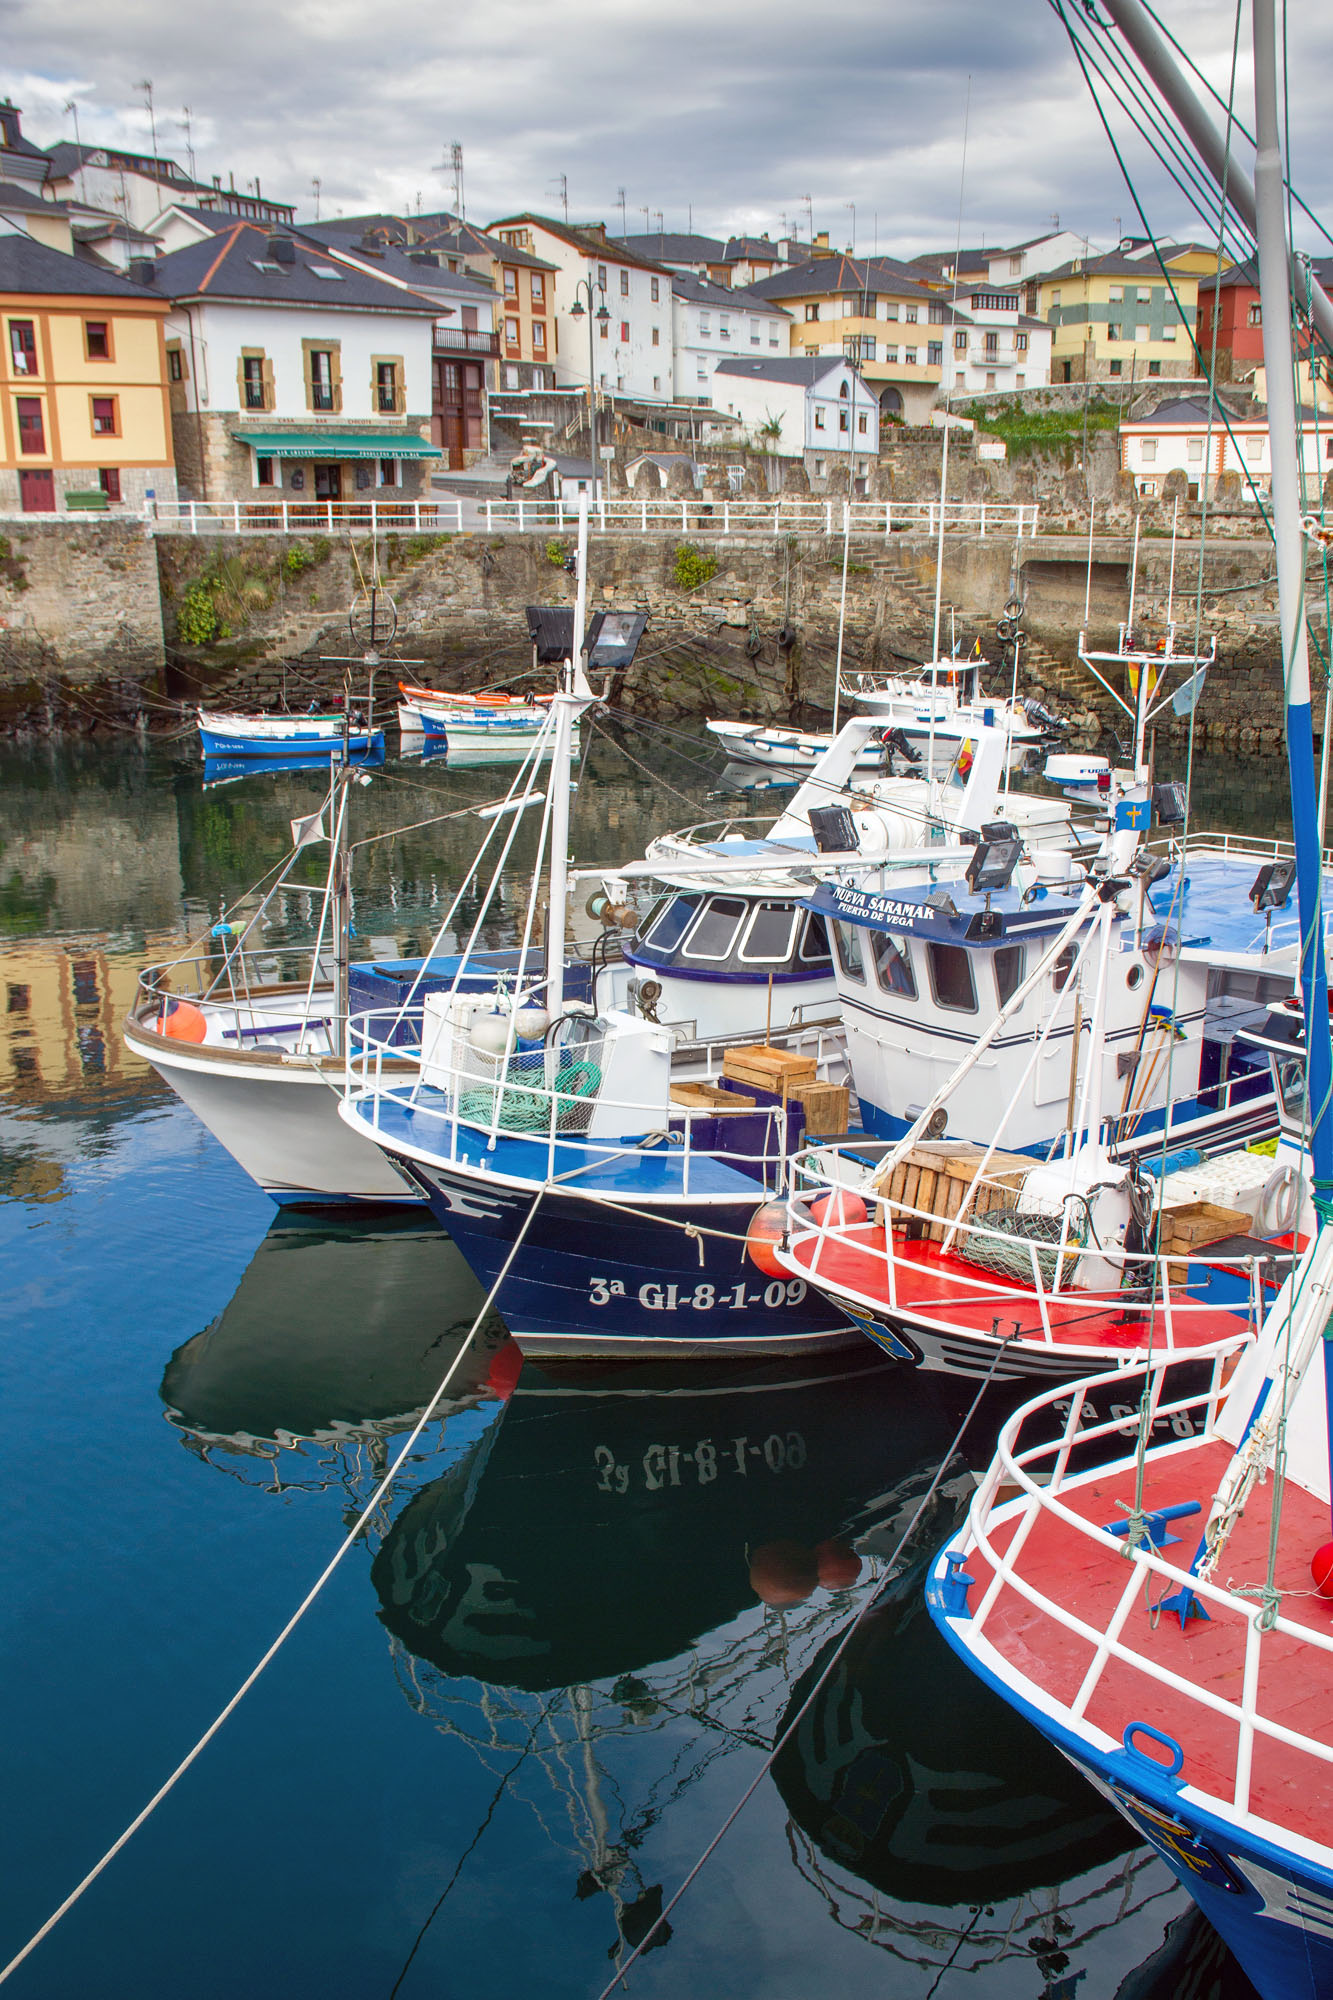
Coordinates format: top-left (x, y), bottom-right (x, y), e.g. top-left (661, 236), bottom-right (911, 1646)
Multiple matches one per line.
top-left (1109, 285), bottom-right (1124, 302)
top-left (1142, 439), bottom-right (1158, 462)
top-left (1187, 438), bottom-right (1204, 462)
top-left (1136, 323), bottom-right (1150, 342)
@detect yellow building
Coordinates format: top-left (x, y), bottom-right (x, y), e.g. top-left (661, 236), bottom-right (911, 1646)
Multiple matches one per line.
top-left (0, 232), bottom-right (175, 512)
top-left (1035, 247), bottom-right (1216, 385)
top-left (746, 237), bottom-right (949, 423)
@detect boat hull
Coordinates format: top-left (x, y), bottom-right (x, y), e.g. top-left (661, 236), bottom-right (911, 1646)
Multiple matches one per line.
top-left (398, 1155), bottom-right (857, 1358)
top-left (124, 1023), bottom-right (418, 1204)
top-left (198, 725), bottom-right (384, 758)
top-left (926, 1543), bottom-right (1333, 2000)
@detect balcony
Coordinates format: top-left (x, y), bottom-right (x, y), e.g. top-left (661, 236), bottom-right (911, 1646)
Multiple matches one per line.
top-left (433, 327), bottom-right (501, 358)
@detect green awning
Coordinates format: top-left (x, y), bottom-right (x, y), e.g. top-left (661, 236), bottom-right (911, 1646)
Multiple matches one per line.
top-left (232, 431), bottom-right (443, 461)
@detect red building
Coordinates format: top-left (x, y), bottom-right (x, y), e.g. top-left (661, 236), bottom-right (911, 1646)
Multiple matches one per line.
top-left (1195, 265), bottom-right (1263, 382)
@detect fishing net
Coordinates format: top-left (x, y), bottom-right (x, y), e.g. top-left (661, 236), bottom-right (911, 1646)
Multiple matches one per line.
top-left (457, 1053), bottom-right (604, 1136)
top-left (957, 1206), bottom-right (1088, 1288)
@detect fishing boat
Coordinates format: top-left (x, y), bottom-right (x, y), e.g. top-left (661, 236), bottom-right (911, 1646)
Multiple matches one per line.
top-left (842, 654), bottom-right (1061, 770)
top-left (410, 695), bottom-right (578, 754)
top-left (196, 706), bottom-right (384, 759)
top-left (926, 7), bottom-right (1333, 1995)
top-left (704, 718), bottom-right (895, 775)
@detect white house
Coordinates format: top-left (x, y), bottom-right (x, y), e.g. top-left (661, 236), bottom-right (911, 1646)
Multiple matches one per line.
top-left (670, 273), bottom-right (789, 403)
top-left (488, 214), bottom-right (672, 405)
top-left (945, 289), bottom-right (1052, 395)
top-left (712, 355), bottom-right (878, 487)
top-left (1120, 394), bottom-right (1332, 500)
top-left (151, 222), bottom-right (441, 502)
top-left (985, 230), bottom-right (1093, 290)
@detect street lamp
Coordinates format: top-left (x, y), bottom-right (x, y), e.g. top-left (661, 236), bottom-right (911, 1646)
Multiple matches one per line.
top-left (569, 278), bottom-right (611, 506)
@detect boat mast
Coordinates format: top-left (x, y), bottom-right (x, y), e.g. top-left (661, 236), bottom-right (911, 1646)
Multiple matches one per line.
top-left (545, 491), bottom-right (594, 1022)
top-left (330, 755), bottom-right (351, 1058)
top-left (1250, 0), bottom-right (1333, 1212)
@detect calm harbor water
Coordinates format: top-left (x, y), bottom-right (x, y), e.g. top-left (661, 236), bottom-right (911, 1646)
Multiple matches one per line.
top-left (0, 730), bottom-right (1268, 1997)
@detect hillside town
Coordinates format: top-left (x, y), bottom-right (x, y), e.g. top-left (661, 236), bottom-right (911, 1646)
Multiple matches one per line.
top-left (3, 95), bottom-right (1326, 516)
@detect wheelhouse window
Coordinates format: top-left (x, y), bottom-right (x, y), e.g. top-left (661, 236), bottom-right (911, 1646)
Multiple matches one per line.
top-left (1052, 943), bottom-right (1077, 993)
top-left (927, 942), bottom-right (977, 1013)
top-left (870, 930), bottom-right (917, 998)
top-left (637, 893), bottom-right (701, 959)
top-left (682, 896), bottom-right (747, 960)
top-left (798, 912), bottom-right (831, 966)
top-left (994, 943), bottom-right (1026, 1006)
top-left (738, 901), bottom-right (798, 963)
top-left (832, 920), bottom-right (866, 983)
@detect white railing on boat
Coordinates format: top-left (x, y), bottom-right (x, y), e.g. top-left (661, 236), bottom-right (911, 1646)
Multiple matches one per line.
top-left (136, 497), bottom-right (1042, 541)
top-left (952, 1350), bottom-right (1333, 1830)
top-left (787, 1149), bottom-right (1269, 1355)
top-left (344, 1005), bottom-right (841, 1195)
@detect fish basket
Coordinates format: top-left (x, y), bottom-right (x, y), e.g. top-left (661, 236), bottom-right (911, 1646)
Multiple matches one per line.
top-left (455, 1039), bottom-right (606, 1135)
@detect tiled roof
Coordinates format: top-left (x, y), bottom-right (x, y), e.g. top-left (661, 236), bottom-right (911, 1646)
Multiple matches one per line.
top-left (670, 270), bottom-right (790, 313)
top-left (150, 223), bottom-right (439, 311)
top-left (0, 179), bottom-right (67, 215)
top-left (713, 355), bottom-right (851, 386)
top-left (487, 214), bottom-right (668, 272)
top-left (0, 229), bottom-right (165, 297)
top-left (746, 253), bottom-right (940, 301)
top-left (614, 231), bottom-right (726, 263)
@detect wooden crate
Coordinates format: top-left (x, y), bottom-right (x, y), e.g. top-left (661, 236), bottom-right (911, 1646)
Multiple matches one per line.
top-left (1158, 1200), bottom-right (1253, 1254)
top-left (878, 1141), bottom-right (1030, 1240)
top-left (669, 1080), bottom-right (756, 1112)
top-left (722, 1044), bottom-right (818, 1095)
top-left (787, 1081), bottom-right (850, 1135)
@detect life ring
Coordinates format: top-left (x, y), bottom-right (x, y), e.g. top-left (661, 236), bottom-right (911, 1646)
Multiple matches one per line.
top-left (1258, 1163), bottom-right (1299, 1237)
top-left (1004, 595), bottom-right (1025, 621)
top-left (996, 617), bottom-right (1017, 643)
top-left (776, 625), bottom-right (798, 650)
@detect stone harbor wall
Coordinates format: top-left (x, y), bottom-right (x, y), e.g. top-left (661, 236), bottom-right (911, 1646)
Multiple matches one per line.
top-left (0, 509), bottom-right (1313, 756)
top-left (0, 519), bottom-right (166, 731)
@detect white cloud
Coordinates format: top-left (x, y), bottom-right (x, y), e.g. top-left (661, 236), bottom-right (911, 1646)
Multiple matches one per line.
top-left (2, 1), bottom-right (1331, 256)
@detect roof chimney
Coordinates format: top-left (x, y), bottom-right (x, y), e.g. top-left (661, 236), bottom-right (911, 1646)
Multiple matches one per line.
top-left (813, 230), bottom-right (832, 257)
top-left (129, 256), bottom-right (157, 286)
top-left (0, 102), bottom-right (20, 151)
top-left (267, 234), bottom-right (296, 263)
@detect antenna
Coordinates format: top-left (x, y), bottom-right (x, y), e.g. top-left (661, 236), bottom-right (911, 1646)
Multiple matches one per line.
top-left (136, 78), bottom-right (158, 163)
top-left (311, 175), bottom-right (322, 222)
top-left (653, 209), bottom-right (663, 240)
top-left (1050, 211), bottom-right (1060, 231)
top-left (63, 98), bottom-right (87, 206)
top-left (802, 193), bottom-right (813, 243)
top-left (617, 187), bottom-right (626, 234)
top-left (450, 141), bottom-right (464, 221)
top-left (178, 106), bottom-right (196, 182)
top-left (549, 173), bottom-right (568, 223)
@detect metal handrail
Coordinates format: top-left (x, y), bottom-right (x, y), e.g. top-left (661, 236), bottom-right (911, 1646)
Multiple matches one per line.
top-left (786, 1147), bottom-right (1266, 1352)
top-left (955, 1350), bottom-right (1333, 1830)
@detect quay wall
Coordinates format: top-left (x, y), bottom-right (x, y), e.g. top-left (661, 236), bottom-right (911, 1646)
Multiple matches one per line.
top-left (0, 509), bottom-right (1309, 754)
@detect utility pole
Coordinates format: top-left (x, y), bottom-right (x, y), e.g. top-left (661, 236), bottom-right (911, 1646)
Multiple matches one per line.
top-left (136, 78), bottom-right (157, 161)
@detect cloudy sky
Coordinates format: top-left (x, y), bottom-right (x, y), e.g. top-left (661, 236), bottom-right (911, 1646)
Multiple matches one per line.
top-left (3, 0), bottom-right (1331, 258)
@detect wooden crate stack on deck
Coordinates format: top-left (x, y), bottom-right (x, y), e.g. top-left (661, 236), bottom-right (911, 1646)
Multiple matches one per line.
top-left (720, 1045), bottom-right (851, 1137)
top-left (875, 1140), bottom-right (1032, 1244)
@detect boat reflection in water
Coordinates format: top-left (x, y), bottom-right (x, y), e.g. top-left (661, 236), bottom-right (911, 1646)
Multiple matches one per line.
top-left (772, 1565), bottom-right (1253, 1997)
top-left (160, 1212), bottom-right (520, 1504)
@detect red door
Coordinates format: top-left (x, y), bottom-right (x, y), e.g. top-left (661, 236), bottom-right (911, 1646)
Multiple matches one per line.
top-left (19, 468), bottom-right (55, 513)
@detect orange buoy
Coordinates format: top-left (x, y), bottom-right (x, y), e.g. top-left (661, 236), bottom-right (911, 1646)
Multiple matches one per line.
top-left (160, 1000), bottom-right (208, 1043)
top-left (1312, 1542), bottom-right (1333, 1599)
top-left (750, 1540), bottom-right (818, 1607)
top-left (815, 1539), bottom-right (862, 1590)
top-left (745, 1200), bottom-right (789, 1277)
top-left (810, 1187), bottom-right (868, 1230)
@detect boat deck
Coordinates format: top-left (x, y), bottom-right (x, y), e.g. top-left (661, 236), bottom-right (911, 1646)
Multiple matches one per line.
top-left (969, 1436), bottom-right (1333, 1848)
top-left (349, 1089), bottom-right (778, 1199)
top-left (787, 1223), bottom-right (1255, 1354)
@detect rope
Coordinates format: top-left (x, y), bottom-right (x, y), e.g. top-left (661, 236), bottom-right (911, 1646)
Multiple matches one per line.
top-left (594, 1327), bottom-right (1017, 1997)
top-left (0, 1185), bottom-right (550, 1990)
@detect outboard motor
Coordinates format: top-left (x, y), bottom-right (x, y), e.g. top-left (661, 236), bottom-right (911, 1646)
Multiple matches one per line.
top-left (877, 725), bottom-right (921, 767)
top-left (1023, 696), bottom-right (1067, 734)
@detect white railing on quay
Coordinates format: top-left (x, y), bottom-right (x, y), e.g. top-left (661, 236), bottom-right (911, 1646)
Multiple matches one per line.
top-left (135, 495), bottom-right (1041, 541)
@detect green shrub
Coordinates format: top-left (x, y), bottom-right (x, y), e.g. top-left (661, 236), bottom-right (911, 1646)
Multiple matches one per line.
top-left (545, 538), bottom-right (568, 566)
top-left (177, 577), bottom-right (218, 645)
top-left (673, 543), bottom-right (718, 592)
top-left (283, 545), bottom-right (314, 578)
